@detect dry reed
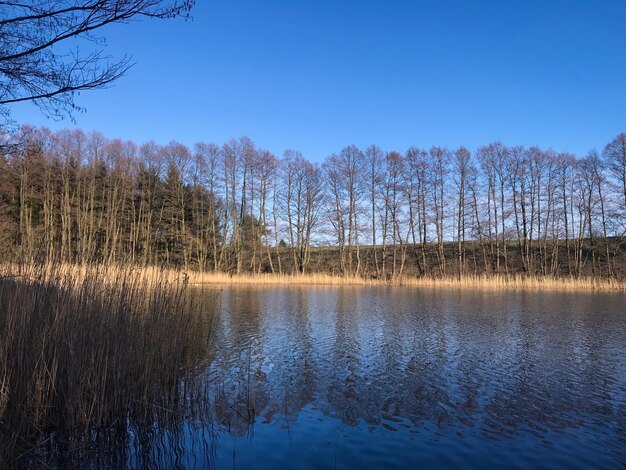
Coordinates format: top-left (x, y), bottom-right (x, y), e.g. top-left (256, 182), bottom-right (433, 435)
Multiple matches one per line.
top-left (0, 262), bottom-right (622, 465)
top-left (0, 263), bottom-right (217, 468)
top-left (169, 269), bottom-right (625, 292)
top-left (3, 261), bottom-right (624, 299)
top-left (4, 263), bottom-right (622, 292)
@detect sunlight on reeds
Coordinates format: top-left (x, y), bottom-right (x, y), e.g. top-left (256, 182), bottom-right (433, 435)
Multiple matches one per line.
top-left (2, 262), bottom-right (624, 294)
top-left (396, 273), bottom-right (626, 292)
top-left (175, 269), bottom-right (625, 292)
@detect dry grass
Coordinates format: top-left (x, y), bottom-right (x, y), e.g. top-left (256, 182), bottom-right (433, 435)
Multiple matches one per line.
top-left (0, 263), bottom-right (216, 467)
top-left (2, 263), bottom-right (624, 293)
top-left (175, 270), bottom-right (626, 292)
top-left (0, 262), bottom-right (191, 290)
top-left (0, 375), bottom-right (7, 418)
top-left (7, 263), bottom-right (622, 292)
top-left (396, 273), bottom-right (626, 292)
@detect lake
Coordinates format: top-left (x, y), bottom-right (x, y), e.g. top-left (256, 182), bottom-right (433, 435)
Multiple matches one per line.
top-left (137, 286), bottom-right (626, 469)
top-left (12, 285), bottom-right (624, 468)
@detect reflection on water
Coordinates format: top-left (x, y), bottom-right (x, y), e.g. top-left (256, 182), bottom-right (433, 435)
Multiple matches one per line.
top-left (204, 287), bottom-right (626, 469)
top-left (9, 286), bottom-right (626, 469)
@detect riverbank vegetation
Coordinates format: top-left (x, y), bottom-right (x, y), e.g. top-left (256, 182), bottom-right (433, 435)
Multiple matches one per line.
top-left (0, 264), bottom-right (215, 467)
top-left (4, 263), bottom-right (624, 293)
top-left (183, 271), bottom-right (626, 292)
top-left (1, 128), bottom-right (625, 283)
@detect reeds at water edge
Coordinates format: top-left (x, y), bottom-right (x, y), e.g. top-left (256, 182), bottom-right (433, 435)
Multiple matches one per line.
top-left (4, 263), bottom-right (624, 292)
top-left (0, 261), bottom-right (622, 466)
top-left (0, 263), bottom-right (218, 468)
top-left (161, 269), bottom-right (626, 292)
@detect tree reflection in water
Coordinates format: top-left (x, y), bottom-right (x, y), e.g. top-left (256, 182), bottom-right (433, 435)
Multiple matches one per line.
top-left (203, 287), bottom-right (626, 468)
top-left (3, 283), bottom-right (626, 468)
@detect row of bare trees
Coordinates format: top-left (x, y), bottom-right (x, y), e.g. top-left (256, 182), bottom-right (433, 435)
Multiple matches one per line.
top-left (1, 126), bottom-right (625, 278)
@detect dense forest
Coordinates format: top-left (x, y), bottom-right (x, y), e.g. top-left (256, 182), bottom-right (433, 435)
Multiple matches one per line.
top-left (1, 126), bottom-right (625, 279)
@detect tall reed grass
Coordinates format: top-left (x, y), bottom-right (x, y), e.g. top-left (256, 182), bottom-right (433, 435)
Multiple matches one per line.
top-left (5, 263), bottom-right (623, 292)
top-left (173, 270), bottom-right (626, 292)
top-left (0, 264), bottom-right (217, 468)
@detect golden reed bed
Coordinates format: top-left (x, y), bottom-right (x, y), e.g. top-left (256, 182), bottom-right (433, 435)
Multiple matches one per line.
top-left (2, 264), bottom-right (624, 293)
top-left (186, 271), bottom-right (626, 292)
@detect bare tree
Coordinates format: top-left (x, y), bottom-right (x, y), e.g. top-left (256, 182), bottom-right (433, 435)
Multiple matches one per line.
top-left (555, 152), bottom-right (576, 275)
top-left (580, 151), bottom-right (612, 276)
top-left (323, 154), bottom-right (348, 275)
top-left (191, 142), bottom-right (222, 271)
top-left (283, 150), bottom-right (323, 274)
top-left (322, 146), bottom-right (364, 276)
top-left (256, 150), bottom-right (278, 273)
top-left (603, 133), bottom-right (626, 211)
top-left (453, 146), bottom-right (471, 278)
top-left (364, 145), bottom-right (384, 277)
top-left (0, 0), bottom-right (195, 122)
top-left (385, 151), bottom-right (408, 278)
top-left (405, 147), bottom-right (429, 275)
top-left (477, 143), bottom-right (508, 273)
top-left (2, 126), bottom-right (626, 280)
top-left (507, 146), bottom-right (531, 272)
top-left (429, 146), bottom-right (449, 276)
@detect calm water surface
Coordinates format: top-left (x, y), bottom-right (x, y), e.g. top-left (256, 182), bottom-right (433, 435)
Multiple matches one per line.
top-left (166, 287), bottom-right (625, 469)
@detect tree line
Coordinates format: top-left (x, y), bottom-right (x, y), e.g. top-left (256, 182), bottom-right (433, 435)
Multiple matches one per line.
top-left (1, 126), bottom-right (625, 279)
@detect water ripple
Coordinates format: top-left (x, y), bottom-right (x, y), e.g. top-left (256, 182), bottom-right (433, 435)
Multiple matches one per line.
top-left (199, 286), bottom-right (626, 469)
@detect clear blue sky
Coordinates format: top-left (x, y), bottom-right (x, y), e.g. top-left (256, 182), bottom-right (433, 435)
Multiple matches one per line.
top-left (10, 0), bottom-right (626, 162)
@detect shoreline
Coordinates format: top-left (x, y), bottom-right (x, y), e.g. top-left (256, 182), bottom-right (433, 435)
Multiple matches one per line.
top-left (3, 264), bottom-right (624, 293)
top-left (186, 271), bottom-right (626, 292)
